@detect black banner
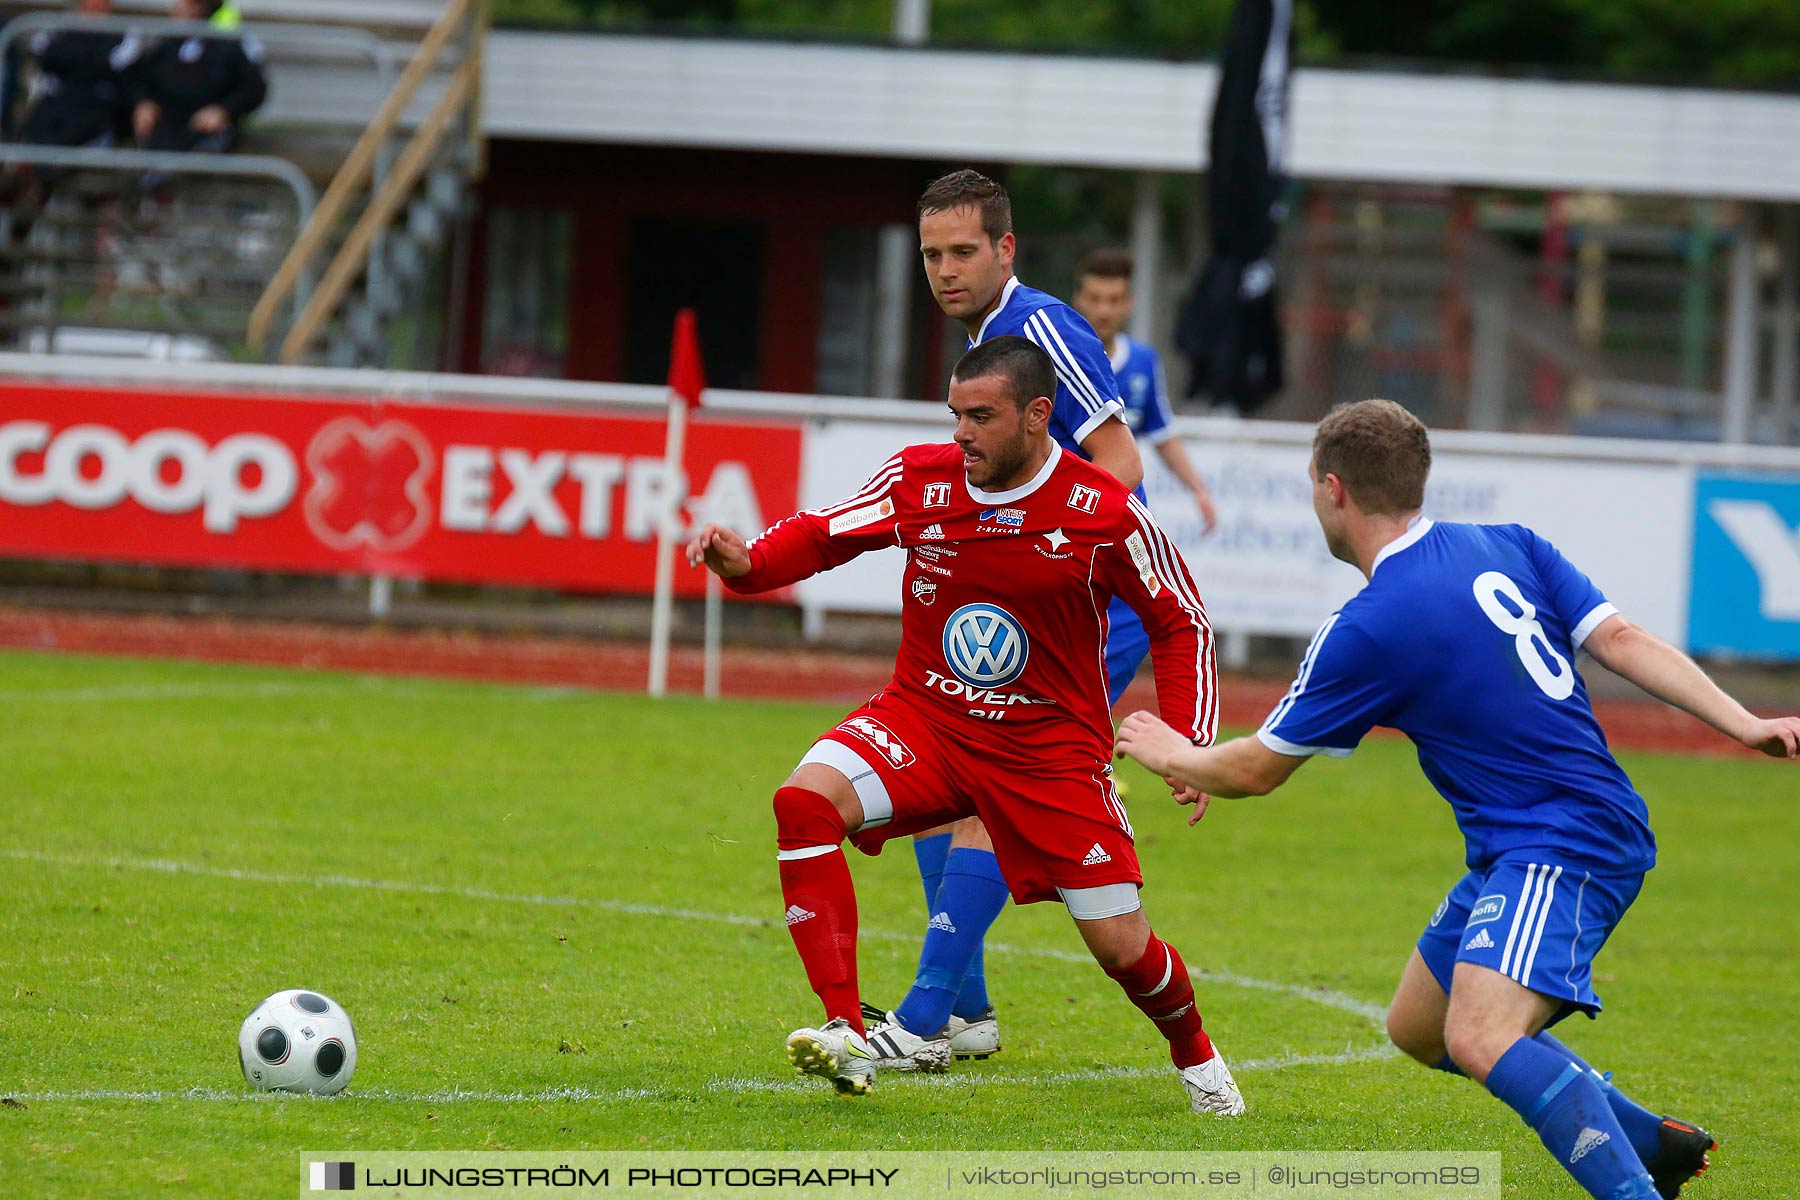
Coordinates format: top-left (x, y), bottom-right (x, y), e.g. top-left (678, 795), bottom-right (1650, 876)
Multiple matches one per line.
top-left (1178, 0), bottom-right (1292, 414)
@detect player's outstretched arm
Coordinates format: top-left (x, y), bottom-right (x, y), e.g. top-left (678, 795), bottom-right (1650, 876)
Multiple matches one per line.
top-left (1582, 614), bottom-right (1800, 758)
top-left (1116, 710), bottom-right (1307, 814)
top-left (684, 524), bottom-right (751, 578)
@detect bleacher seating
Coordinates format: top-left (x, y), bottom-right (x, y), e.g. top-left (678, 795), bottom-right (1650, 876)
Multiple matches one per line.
top-left (0, 0), bottom-right (480, 366)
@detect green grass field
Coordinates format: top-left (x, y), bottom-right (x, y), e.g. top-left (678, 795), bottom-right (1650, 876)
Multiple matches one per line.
top-left (2, 649), bottom-right (1796, 1198)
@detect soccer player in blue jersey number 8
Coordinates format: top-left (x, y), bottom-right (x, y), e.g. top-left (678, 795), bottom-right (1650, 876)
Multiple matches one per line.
top-left (854, 170), bottom-right (1154, 1069)
top-left (1116, 400), bottom-right (1800, 1200)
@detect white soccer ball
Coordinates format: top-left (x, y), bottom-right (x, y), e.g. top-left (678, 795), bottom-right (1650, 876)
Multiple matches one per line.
top-left (238, 989), bottom-right (358, 1095)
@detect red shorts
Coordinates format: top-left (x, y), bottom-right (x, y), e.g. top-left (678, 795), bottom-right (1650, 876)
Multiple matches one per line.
top-left (797, 692), bottom-right (1142, 907)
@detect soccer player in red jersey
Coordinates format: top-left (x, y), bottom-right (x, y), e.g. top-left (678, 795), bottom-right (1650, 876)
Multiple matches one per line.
top-left (686, 336), bottom-right (1243, 1114)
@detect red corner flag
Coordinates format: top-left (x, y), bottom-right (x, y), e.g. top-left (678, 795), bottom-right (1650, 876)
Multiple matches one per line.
top-left (667, 308), bottom-right (705, 407)
top-left (649, 307), bottom-right (705, 698)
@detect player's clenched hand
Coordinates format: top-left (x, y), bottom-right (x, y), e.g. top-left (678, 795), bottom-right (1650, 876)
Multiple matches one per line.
top-left (1115, 709), bottom-right (1186, 776)
top-left (1167, 777), bottom-right (1213, 826)
top-left (684, 524), bottom-right (751, 577)
top-left (1741, 715), bottom-right (1800, 759)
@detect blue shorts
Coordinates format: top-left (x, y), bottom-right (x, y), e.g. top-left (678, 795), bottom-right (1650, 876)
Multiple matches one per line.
top-left (1418, 857), bottom-right (1644, 1020)
top-left (1105, 597), bottom-right (1150, 705)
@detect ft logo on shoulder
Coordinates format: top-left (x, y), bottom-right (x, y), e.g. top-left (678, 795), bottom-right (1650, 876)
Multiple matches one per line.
top-left (1067, 484), bottom-right (1100, 514)
top-left (1689, 472), bottom-right (1800, 658)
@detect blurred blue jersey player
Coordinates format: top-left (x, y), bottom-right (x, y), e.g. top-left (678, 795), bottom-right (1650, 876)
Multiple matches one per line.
top-left (1072, 247), bottom-right (1221, 698)
top-left (1117, 399), bottom-right (1800, 1200)
top-left (858, 171), bottom-right (1150, 1069)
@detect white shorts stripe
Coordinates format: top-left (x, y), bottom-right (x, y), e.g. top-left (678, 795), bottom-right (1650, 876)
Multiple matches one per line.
top-left (796, 738), bottom-right (894, 828)
top-left (1564, 872), bottom-right (1592, 994)
top-left (1093, 767), bottom-right (1133, 838)
top-left (1499, 863), bottom-right (1540, 978)
top-left (1056, 882), bottom-right (1142, 920)
top-left (1517, 866), bottom-right (1562, 984)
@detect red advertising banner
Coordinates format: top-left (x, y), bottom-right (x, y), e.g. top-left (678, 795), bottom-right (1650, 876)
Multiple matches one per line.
top-left (0, 381), bottom-right (803, 598)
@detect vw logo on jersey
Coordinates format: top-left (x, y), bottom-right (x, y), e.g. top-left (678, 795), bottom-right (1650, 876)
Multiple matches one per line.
top-left (941, 603), bottom-right (1030, 688)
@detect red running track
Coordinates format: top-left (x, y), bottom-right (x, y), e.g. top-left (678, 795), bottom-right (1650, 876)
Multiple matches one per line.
top-left (0, 605), bottom-right (1746, 757)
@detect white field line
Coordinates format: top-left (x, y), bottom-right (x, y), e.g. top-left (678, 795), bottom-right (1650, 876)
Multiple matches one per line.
top-left (6, 1045), bottom-right (1401, 1106)
top-left (6, 848), bottom-right (1388, 1025)
top-left (4, 847), bottom-right (1400, 1103)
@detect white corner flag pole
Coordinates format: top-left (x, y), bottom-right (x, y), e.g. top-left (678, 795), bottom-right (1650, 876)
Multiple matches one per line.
top-left (646, 388), bottom-right (688, 698)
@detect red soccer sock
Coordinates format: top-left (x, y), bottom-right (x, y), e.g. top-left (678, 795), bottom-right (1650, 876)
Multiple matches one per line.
top-left (1105, 934), bottom-right (1217, 1069)
top-left (773, 786), bottom-right (863, 1035)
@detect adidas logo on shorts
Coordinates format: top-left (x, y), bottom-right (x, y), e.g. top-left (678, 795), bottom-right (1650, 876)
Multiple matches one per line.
top-left (1082, 844), bottom-right (1112, 866)
top-left (784, 905), bottom-right (816, 926)
top-left (927, 911), bottom-right (957, 933)
top-left (1570, 1127), bottom-right (1610, 1164)
top-left (1464, 928), bottom-right (1495, 951)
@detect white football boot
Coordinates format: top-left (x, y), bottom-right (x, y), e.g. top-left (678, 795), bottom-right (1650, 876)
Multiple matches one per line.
top-left (1179, 1054), bottom-right (1247, 1115)
top-left (947, 1006), bottom-right (1002, 1060)
top-left (862, 1010), bottom-right (953, 1073)
top-left (785, 1017), bottom-right (877, 1096)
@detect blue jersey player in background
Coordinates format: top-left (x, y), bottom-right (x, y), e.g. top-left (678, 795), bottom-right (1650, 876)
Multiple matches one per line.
top-left (851, 170), bottom-right (1158, 1072)
top-left (1071, 246), bottom-right (1220, 545)
top-left (1071, 247), bottom-right (1221, 699)
top-left (1117, 399), bottom-right (1800, 1200)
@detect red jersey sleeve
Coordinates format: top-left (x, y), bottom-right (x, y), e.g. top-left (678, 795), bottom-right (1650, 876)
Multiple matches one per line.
top-left (1095, 494), bottom-right (1219, 745)
top-left (722, 453), bottom-right (906, 594)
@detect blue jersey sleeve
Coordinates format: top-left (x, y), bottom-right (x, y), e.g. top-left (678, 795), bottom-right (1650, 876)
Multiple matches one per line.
top-left (1517, 527), bottom-right (1616, 650)
top-left (1256, 614), bottom-right (1398, 757)
top-left (1134, 346), bottom-right (1178, 446)
top-left (1020, 304), bottom-right (1124, 448)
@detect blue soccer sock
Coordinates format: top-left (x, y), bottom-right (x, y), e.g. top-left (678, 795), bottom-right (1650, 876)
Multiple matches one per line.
top-left (951, 941), bottom-right (992, 1021)
top-left (896, 847), bottom-right (1008, 1035)
top-left (1485, 1037), bottom-right (1658, 1200)
top-left (1437, 1034), bottom-right (1666, 1167)
top-left (912, 833), bottom-right (951, 913)
top-left (1533, 1032), bottom-right (1668, 1168)
top-left (945, 848), bottom-right (1008, 1020)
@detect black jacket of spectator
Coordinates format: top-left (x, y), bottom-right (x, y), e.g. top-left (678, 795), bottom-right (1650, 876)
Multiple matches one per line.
top-left (128, 30), bottom-right (265, 127)
top-left (21, 27), bottom-right (139, 146)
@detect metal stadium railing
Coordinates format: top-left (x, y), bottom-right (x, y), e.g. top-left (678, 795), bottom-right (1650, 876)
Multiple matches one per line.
top-left (0, 143), bottom-right (316, 358)
top-left (0, 6), bottom-right (480, 368)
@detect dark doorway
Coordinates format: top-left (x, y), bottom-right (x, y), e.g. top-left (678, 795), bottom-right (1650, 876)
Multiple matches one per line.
top-left (624, 218), bottom-right (766, 390)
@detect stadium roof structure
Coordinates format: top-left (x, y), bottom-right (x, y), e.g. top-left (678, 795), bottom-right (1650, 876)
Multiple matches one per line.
top-left (482, 31), bottom-right (1800, 203)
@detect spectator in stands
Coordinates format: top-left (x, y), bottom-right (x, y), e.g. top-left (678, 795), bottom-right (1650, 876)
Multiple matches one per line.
top-left (18, 0), bottom-right (136, 151)
top-left (128, 0), bottom-right (265, 154)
